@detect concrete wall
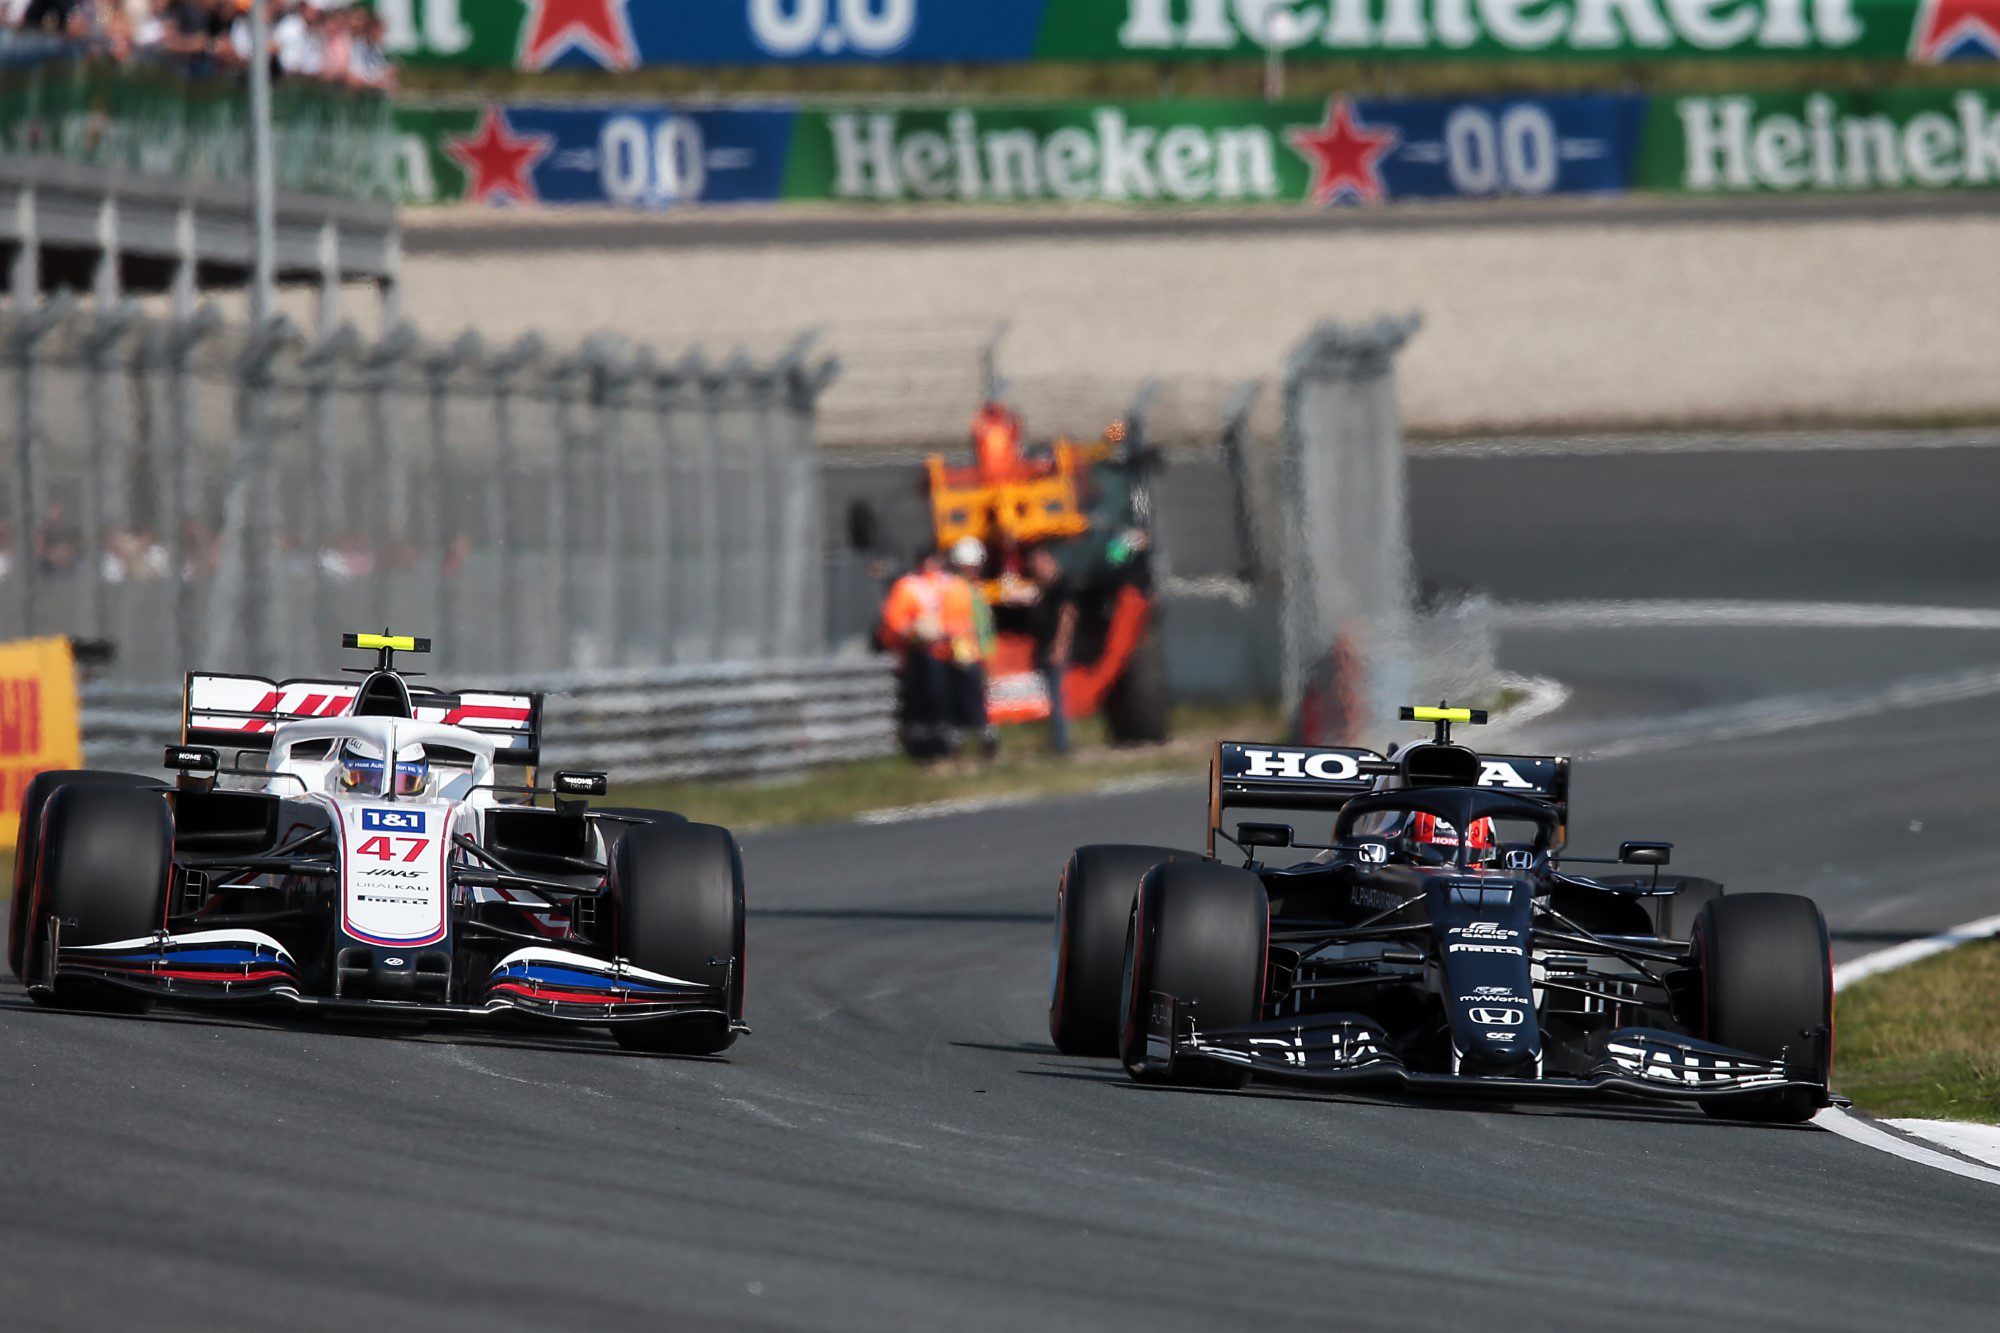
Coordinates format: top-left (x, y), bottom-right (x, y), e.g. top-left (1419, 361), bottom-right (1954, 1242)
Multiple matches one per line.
top-left (398, 205), bottom-right (2000, 447)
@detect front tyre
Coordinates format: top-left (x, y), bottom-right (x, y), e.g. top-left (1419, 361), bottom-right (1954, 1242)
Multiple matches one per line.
top-left (9, 769), bottom-right (159, 980)
top-left (1118, 861), bottom-right (1268, 1088)
top-left (608, 822), bottom-right (746, 1056)
top-left (24, 783), bottom-right (173, 1011)
top-left (1049, 844), bottom-right (1197, 1056)
top-left (1693, 892), bottom-right (1832, 1123)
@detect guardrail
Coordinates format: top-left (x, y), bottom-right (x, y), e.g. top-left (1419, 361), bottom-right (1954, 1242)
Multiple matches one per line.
top-left (80, 657), bottom-right (896, 786)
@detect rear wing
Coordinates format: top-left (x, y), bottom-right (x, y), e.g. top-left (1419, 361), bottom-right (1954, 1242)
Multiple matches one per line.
top-left (1208, 742), bottom-right (1387, 855)
top-left (1206, 741), bottom-right (1572, 854)
top-left (1475, 754), bottom-right (1571, 827)
top-left (182, 673), bottom-right (543, 766)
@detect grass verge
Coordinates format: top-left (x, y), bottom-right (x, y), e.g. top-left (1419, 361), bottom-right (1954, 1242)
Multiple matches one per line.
top-left (608, 699), bottom-right (1285, 830)
top-left (1836, 939), bottom-right (2000, 1126)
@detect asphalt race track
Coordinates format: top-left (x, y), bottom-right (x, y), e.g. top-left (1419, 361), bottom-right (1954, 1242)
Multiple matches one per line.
top-left (4, 443), bottom-right (1999, 1330)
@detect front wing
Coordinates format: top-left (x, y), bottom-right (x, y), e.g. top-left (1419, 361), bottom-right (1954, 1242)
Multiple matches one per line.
top-left (44, 927), bottom-right (736, 1028)
top-left (1141, 991), bottom-right (1833, 1107)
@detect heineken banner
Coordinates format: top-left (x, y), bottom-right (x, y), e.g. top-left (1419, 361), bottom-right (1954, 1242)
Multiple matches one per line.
top-left (376, 0), bottom-right (2000, 68)
top-left (398, 87), bottom-right (2000, 206)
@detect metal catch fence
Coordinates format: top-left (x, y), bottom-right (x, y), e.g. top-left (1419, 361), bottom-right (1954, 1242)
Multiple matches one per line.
top-left (0, 298), bottom-right (840, 689)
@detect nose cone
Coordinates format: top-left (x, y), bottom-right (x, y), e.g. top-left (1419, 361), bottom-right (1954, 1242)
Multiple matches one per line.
top-left (1439, 916), bottom-right (1541, 1076)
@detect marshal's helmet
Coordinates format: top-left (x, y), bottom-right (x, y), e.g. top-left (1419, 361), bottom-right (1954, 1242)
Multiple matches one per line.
top-left (1407, 811), bottom-right (1496, 867)
top-left (336, 738), bottom-right (430, 797)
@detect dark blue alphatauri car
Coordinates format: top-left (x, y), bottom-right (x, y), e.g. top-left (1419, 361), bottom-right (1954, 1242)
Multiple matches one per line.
top-left (1049, 707), bottom-right (1834, 1123)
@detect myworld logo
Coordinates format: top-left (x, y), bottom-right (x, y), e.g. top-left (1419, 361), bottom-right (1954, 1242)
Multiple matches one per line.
top-left (1116, 0), bottom-right (1869, 54)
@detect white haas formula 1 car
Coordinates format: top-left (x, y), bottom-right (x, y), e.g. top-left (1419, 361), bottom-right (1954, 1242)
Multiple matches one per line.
top-left (7, 634), bottom-right (746, 1054)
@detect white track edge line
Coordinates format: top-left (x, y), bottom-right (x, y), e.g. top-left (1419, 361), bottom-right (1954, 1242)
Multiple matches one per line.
top-left (1817, 916), bottom-right (2000, 1185)
top-left (1497, 599), bottom-right (2000, 632)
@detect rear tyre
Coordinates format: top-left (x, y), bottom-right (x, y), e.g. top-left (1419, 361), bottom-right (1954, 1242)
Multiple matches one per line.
top-left (1048, 844), bottom-right (1197, 1056)
top-left (1118, 861), bottom-right (1268, 1088)
top-left (24, 783), bottom-right (173, 1011)
top-left (1693, 892), bottom-right (1831, 1124)
top-left (609, 822), bottom-right (746, 1056)
top-left (9, 769), bottom-right (158, 980)
top-left (1103, 626), bottom-right (1170, 745)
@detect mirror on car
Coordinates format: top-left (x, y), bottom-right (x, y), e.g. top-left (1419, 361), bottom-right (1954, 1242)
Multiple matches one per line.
top-left (1236, 821), bottom-right (1294, 849)
top-left (553, 771), bottom-right (609, 798)
top-left (1619, 840), bottom-right (1673, 866)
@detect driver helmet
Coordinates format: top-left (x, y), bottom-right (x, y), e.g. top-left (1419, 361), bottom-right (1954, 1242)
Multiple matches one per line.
top-left (337, 738), bottom-right (430, 797)
top-left (1408, 811), bottom-right (1496, 866)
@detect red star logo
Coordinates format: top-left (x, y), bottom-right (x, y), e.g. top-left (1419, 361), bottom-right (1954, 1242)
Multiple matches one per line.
top-left (517, 0), bottom-right (637, 71)
top-left (444, 107), bottom-right (553, 206)
top-left (1286, 99), bottom-right (1399, 206)
top-left (1912, 0), bottom-right (2000, 60)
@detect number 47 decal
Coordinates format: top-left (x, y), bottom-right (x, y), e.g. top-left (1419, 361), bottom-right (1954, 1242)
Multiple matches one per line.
top-left (356, 835), bottom-right (429, 863)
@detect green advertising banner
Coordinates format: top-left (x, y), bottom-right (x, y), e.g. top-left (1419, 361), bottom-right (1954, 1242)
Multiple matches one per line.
top-left (1041, 0), bottom-right (1930, 61)
top-left (1641, 85), bottom-right (2000, 191)
top-left (372, 0), bottom-right (2000, 69)
top-left (392, 86), bottom-right (2000, 206)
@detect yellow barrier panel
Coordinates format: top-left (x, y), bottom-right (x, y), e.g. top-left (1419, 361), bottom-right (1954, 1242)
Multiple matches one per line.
top-left (0, 637), bottom-right (83, 851)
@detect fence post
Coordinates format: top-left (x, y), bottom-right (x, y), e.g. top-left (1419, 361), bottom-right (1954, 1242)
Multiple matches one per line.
top-left (361, 322), bottom-right (417, 634)
top-left (694, 356), bottom-right (735, 663)
top-left (9, 293), bottom-right (77, 637)
top-left (583, 335), bottom-right (633, 667)
top-left (423, 330), bottom-right (480, 672)
top-left (485, 334), bottom-right (542, 672)
top-left (1217, 379), bottom-right (1265, 586)
top-left (79, 302), bottom-right (142, 642)
top-left (301, 323), bottom-right (360, 648)
top-left (161, 303), bottom-right (222, 675)
top-left (231, 315), bottom-right (299, 676)
top-left (1279, 315), bottom-right (1420, 745)
top-left (778, 347), bottom-right (839, 659)
top-left (652, 352), bottom-right (699, 664)
top-left (740, 358), bottom-right (781, 660)
top-left (547, 352), bottom-right (586, 671)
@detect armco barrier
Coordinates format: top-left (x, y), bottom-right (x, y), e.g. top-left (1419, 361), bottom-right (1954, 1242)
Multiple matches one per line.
top-left (79, 658), bottom-right (897, 785)
top-left (378, 0), bottom-right (1987, 69)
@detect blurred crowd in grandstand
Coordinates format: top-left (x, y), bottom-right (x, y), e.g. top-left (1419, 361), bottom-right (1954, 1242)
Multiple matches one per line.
top-left (3, 0), bottom-right (395, 89)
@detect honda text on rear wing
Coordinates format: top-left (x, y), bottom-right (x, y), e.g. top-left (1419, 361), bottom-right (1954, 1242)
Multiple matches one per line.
top-left (1206, 740), bottom-right (1571, 854)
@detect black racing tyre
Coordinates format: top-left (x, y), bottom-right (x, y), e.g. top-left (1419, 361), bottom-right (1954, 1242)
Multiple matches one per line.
top-left (1118, 861), bottom-right (1268, 1088)
top-left (1103, 626), bottom-right (1170, 745)
top-left (24, 783), bottom-right (173, 1011)
top-left (1647, 876), bottom-right (1725, 940)
top-left (1693, 892), bottom-right (1832, 1124)
top-left (1048, 844), bottom-right (1199, 1056)
top-left (608, 822), bottom-right (746, 1056)
top-left (10, 770), bottom-right (161, 983)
